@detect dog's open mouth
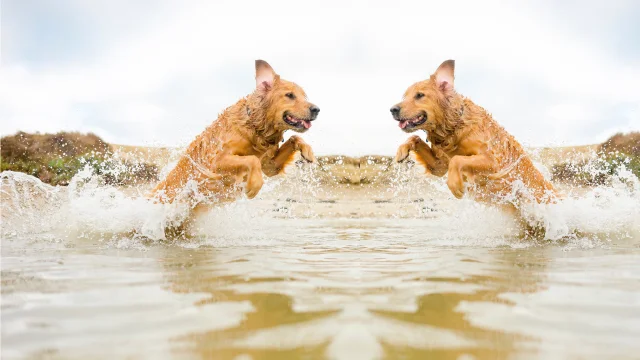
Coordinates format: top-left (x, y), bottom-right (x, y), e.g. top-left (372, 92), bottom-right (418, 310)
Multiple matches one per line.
top-left (283, 112), bottom-right (312, 130)
top-left (398, 113), bottom-right (427, 130)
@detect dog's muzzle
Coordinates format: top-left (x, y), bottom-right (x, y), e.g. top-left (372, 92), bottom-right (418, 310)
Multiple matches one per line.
top-left (390, 106), bottom-right (427, 130)
top-left (284, 105), bottom-right (319, 130)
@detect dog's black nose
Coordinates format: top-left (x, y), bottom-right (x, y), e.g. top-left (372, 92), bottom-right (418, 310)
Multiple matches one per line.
top-left (390, 105), bottom-right (401, 116)
top-left (310, 105), bottom-right (320, 117)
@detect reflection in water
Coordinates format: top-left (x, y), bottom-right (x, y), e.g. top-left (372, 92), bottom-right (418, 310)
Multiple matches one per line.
top-left (376, 252), bottom-right (546, 360)
top-left (152, 227), bottom-right (556, 360)
top-left (163, 250), bottom-right (336, 359)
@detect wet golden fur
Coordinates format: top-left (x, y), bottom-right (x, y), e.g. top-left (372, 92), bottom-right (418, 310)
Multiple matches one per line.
top-left (393, 60), bottom-right (558, 214)
top-left (150, 60), bottom-right (318, 214)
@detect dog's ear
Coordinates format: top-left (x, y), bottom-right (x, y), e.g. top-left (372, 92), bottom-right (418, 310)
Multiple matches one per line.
top-left (434, 59), bottom-right (455, 92)
top-left (255, 60), bottom-right (276, 92)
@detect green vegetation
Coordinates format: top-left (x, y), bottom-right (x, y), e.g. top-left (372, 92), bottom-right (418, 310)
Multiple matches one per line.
top-left (552, 132), bottom-right (640, 185)
top-left (1, 131), bottom-right (158, 186)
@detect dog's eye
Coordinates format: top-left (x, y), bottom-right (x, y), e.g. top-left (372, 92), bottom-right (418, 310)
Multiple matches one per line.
top-left (285, 92), bottom-right (295, 100)
top-left (415, 92), bottom-right (425, 100)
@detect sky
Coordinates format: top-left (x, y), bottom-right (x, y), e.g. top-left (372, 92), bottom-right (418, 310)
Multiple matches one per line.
top-left (1, 0), bottom-right (639, 155)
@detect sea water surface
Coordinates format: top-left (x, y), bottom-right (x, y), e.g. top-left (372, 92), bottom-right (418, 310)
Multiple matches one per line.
top-left (2, 160), bottom-right (640, 360)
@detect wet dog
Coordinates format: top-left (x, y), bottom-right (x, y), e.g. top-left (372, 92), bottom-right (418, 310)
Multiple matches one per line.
top-left (150, 60), bottom-right (319, 225)
top-left (392, 60), bottom-right (558, 223)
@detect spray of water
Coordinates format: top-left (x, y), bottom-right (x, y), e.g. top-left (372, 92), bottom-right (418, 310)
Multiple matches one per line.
top-left (1, 152), bottom-right (638, 248)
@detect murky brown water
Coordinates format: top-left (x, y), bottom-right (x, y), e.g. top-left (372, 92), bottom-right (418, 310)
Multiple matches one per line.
top-left (2, 169), bottom-right (640, 359)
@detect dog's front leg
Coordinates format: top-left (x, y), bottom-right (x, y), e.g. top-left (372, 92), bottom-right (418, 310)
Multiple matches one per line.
top-left (447, 154), bottom-right (496, 198)
top-left (261, 135), bottom-right (316, 177)
top-left (215, 154), bottom-right (264, 199)
top-left (396, 135), bottom-right (448, 176)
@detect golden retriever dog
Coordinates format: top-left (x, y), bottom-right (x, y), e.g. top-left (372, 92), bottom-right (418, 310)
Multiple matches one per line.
top-left (392, 60), bottom-right (558, 224)
top-left (150, 60), bottom-right (318, 223)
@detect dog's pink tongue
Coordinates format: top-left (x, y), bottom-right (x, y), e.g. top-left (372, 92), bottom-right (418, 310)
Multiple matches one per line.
top-left (303, 120), bottom-right (312, 129)
top-left (399, 120), bottom-right (408, 129)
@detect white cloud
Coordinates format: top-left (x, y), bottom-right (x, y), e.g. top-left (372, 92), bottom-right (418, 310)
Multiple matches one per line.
top-left (1, 0), bottom-right (638, 155)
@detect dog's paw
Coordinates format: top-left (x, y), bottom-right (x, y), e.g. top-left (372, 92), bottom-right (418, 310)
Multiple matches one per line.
top-left (299, 144), bottom-right (316, 163)
top-left (395, 135), bottom-right (423, 163)
top-left (395, 145), bottom-right (411, 163)
top-left (446, 173), bottom-right (465, 199)
top-left (293, 137), bottom-right (316, 163)
top-left (245, 171), bottom-right (264, 199)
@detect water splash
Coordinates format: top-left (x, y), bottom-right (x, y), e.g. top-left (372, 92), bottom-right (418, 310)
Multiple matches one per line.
top-left (1, 171), bottom-right (64, 235)
top-left (2, 152), bottom-right (638, 247)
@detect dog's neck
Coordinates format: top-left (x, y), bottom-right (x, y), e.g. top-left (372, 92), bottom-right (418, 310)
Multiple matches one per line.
top-left (427, 98), bottom-right (466, 152)
top-left (244, 101), bottom-right (283, 151)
